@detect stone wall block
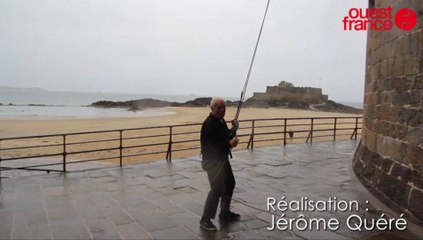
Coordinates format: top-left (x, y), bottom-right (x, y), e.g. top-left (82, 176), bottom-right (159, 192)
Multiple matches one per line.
top-left (380, 59), bottom-right (389, 79)
top-left (384, 138), bottom-right (404, 161)
top-left (398, 108), bottom-right (423, 126)
top-left (386, 57), bottom-right (395, 77)
top-left (374, 105), bottom-right (384, 120)
top-left (404, 54), bottom-right (419, 75)
top-left (390, 163), bottom-right (412, 182)
top-left (369, 35), bottom-right (378, 51)
top-left (367, 130), bottom-right (377, 152)
top-left (353, 143), bottom-right (365, 168)
top-left (392, 123), bottom-right (409, 141)
top-left (406, 32), bottom-right (419, 55)
top-left (370, 79), bottom-right (378, 93)
top-left (368, 150), bottom-right (394, 173)
top-left (420, 29), bottom-right (423, 50)
top-left (419, 52), bottom-right (423, 74)
top-left (392, 91), bottom-right (409, 107)
top-left (371, 168), bottom-right (384, 185)
top-left (409, 90), bottom-right (422, 107)
top-left (389, 77), bottom-right (409, 92)
top-left (381, 157), bottom-right (395, 173)
top-left (377, 120), bottom-right (391, 137)
top-left (389, 105), bottom-right (401, 123)
top-left (409, 189), bottom-right (423, 220)
top-left (408, 108), bottom-right (423, 127)
top-left (392, 37), bottom-right (405, 56)
top-left (370, 65), bottom-right (379, 82)
top-left (362, 161), bottom-right (377, 181)
top-left (407, 127), bottom-right (423, 146)
top-left (376, 134), bottom-right (386, 154)
top-left (368, 92), bottom-right (377, 105)
top-left (405, 75), bottom-right (418, 90)
top-left (392, 57), bottom-right (405, 77)
top-left (361, 128), bottom-right (368, 146)
top-left (405, 145), bottom-right (423, 172)
top-left (381, 91), bottom-right (393, 104)
top-left (378, 174), bottom-right (410, 207)
top-left (413, 0), bottom-right (423, 15)
top-left (410, 170), bottom-right (423, 190)
top-left (371, 119), bottom-right (380, 133)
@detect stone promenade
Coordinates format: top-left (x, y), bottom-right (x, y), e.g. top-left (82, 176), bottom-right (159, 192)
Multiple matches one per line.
top-left (0, 141), bottom-right (422, 239)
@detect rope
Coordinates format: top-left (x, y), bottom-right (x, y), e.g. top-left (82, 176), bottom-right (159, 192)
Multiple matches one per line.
top-left (234, 0), bottom-right (271, 121)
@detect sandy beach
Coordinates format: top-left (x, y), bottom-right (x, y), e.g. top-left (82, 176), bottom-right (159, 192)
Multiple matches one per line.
top-left (0, 107), bottom-right (362, 167)
top-left (0, 107), bottom-right (360, 137)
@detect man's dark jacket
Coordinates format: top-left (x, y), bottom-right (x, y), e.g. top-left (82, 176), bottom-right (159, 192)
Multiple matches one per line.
top-left (200, 113), bottom-right (235, 170)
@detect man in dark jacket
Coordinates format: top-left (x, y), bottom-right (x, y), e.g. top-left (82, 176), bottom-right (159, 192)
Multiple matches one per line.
top-left (199, 97), bottom-right (240, 231)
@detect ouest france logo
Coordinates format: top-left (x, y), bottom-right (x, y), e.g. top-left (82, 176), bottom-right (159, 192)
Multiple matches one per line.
top-left (343, 6), bottom-right (417, 31)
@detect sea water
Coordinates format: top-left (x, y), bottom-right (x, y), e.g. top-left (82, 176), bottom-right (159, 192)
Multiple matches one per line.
top-left (0, 88), bottom-right (196, 119)
top-left (0, 88), bottom-right (363, 119)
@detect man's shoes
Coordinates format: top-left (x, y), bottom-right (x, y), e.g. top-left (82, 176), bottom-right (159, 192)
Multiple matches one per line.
top-left (219, 211), bottom-right (241, 222)
top-left (200, 218), bottom-right (217, 231)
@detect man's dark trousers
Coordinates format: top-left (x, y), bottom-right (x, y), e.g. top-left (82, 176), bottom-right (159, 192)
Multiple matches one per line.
top-left (202, 160), bottom-right (235, 219)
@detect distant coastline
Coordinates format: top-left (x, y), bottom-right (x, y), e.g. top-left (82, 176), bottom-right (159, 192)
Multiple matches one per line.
top-left (0, 86), bottom-right (200, 106)
top-left (0, 87), bottom-right (363, 118)
top-left (90, 97), bottom-right (362, 114)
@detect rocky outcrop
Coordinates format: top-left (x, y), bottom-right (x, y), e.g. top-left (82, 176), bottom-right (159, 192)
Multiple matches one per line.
top-left (90, 97), bottom-right (361, 114)
top-left (181, 97), bottom-right (212, 107)
top-left (311, 100), bottom-right (362, 114)
top-left (91, 98), bottom-right (179, 110)
top-left (91, 97), bottom-right (240, 110)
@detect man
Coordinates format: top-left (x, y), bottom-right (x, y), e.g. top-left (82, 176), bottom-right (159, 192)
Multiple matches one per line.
top-left (199, 97), bottom-right (240, 231)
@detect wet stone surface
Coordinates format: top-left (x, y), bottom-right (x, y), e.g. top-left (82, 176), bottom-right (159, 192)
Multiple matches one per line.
top-left (0, 140), bottom-right (422, 239)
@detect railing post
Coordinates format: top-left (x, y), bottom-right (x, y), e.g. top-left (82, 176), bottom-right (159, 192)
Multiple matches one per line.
top-left (63, 135), bottom-right (66, 173)
top-left (283, 119), bottom-right (287, 146)
top-left (306, 118), bottom-right (314, 144)
top-left (355, 117), bottom-right (358, 140)
top-left (0, 139), bottom-right (2, 183)
top-left (333, 117), bottom-right (337, 141)
top-left (119, 130), bottom-right (123, 167)
top-left (251, 120), bottom-right (255, 149)
top-left (166, 126), bottom-right (173, 162)
top-left (247, 120), bottom-right (255, 149)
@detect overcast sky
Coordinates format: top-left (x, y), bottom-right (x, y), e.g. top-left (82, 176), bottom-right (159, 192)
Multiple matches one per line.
top-left (0, 0), bottom-right (368, 103)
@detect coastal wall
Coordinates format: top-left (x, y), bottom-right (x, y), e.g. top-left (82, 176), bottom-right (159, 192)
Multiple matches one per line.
top-left (252, 81), bottom-right (328, 104)
top-left (352, 0), bottom-right (423, 221)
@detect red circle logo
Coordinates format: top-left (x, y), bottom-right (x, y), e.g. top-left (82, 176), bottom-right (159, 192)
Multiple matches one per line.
top-left (395, 8), bottom-right (417, 30)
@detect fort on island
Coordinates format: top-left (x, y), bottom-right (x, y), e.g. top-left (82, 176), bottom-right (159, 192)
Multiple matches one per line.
top-left (251, 81), bottom-right (328, 104)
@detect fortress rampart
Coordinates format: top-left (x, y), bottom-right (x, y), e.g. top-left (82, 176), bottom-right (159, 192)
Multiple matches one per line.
top-left (352, 0), bottom-right (423, 221)
top-left (252, 81), bottom-right (328, 104)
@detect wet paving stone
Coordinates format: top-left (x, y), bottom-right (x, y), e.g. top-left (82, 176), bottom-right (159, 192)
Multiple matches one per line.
top-left (50, 219), bottom-right (91, 239)
top-left (116, 222), bottom-right (152, 239)
top-left (1, 141), bottom-right (422, 239)
top-left (12, 224), bottom-right (52, 240)
top-left (86, 218), bottom-right (122, 240)
top-left (151, 226), bottom-right (197, 239)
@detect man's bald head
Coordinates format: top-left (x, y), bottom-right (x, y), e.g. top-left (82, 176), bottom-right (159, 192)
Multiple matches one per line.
top-left (210, 97), bottom-right (226, 119)
top-left (210, 97), bottom-right (225, 108)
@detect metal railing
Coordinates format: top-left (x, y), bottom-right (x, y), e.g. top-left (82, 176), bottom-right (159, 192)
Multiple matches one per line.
top-left (0, 116), bottom-right (362, 174)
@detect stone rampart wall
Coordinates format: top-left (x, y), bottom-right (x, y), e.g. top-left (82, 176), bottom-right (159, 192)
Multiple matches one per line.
top-left (352, 0), bottom-right (423, 221)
